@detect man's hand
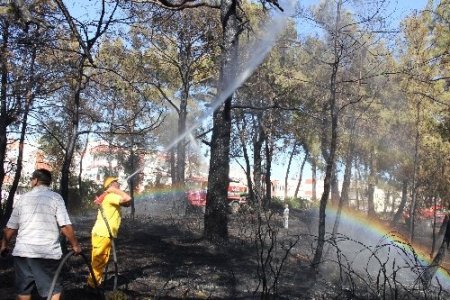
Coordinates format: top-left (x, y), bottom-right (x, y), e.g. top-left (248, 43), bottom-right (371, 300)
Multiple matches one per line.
top-left (71, 243), bottom-right (82, 255)
top-left (106, 186), bottom-right (121, 194)
top-left (94, 192), bottom-right (107, 205)
top-left (106, 186), bottom-right (132, 207)
top-left (1, 227), bottom-right (17, 258)
top-left (60, 225), bottom-right (82, 256)
top-left (0, 246), bottom-right (9, 257)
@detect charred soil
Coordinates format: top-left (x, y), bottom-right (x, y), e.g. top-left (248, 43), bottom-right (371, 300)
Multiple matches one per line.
top-left (1, 205), bottom-right (449, 300)
top-left (0, 207), bottom-right (319, 300)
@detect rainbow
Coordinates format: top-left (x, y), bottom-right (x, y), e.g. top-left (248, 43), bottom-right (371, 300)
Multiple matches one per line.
top-left (132, 187), bottom-right (186, 203)
top-left (325, 206), bottom-right (450, 290)
top-left (127, 193), bottom-right (450, 290)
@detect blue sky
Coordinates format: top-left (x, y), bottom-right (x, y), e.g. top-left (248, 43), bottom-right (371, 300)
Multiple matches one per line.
top-left (301, 0), bottom-right (428, 13)
top-left (298, 0), bottom-right (429, 29)
top-left (387, 0), bottom-right (429, 25)
top-left (393, 0), bottom-right (428, 14)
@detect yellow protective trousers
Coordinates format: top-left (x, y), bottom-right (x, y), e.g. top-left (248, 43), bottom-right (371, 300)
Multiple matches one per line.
top-left (87, 234), bottom-right (112, 288)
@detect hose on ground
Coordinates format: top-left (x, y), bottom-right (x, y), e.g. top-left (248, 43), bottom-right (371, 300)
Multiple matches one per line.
top-left (46, 250), bottom-right (103, 300)
top-left (103, 237), bottom-right (118, 290)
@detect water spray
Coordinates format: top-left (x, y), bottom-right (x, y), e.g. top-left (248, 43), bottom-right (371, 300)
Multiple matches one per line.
top-left (126, 0), bottom-right (295, 182)
top-left (125, 167), bottom-right (144, 182)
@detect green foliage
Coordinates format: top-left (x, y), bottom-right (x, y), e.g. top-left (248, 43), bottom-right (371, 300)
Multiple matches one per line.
top-left (271, 196), bottom-right (311, 210)
top-left (67, 179), bottom-right (102, 213)
top-left (105, 290), bottom-right (131, 300)
top-left (271, 197), bottom-right (284, 209)
top-left (80, 179), bottom-right (102, 205)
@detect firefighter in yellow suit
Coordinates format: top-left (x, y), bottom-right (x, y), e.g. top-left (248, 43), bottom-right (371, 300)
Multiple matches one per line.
top-left (87, 177), bottom-right (131, 288)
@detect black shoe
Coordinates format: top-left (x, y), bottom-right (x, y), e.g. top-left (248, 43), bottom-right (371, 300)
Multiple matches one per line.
top-left (84, 284), bottom-right (98, 294)
top-left (83, 285), bottom-right (105, 300)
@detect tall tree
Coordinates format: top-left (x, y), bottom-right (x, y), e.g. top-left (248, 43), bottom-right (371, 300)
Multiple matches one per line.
top-left (0, 0), bottom-right (56, 225)
top-left (128, 7), bottom-right (220, 188)
top-left (51, 0), bottom-right (120, 205)
top-left (300, 0), bottom-right (393, 269)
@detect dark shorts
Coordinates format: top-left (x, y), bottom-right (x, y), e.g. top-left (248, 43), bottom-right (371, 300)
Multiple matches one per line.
top-left (14, 256), bottom-right (62, 297)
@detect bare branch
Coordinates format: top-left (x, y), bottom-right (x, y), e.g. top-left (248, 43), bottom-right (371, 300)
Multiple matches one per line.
top-left (130, 0), bottom-right (221, 10)
top-left (53, 0), bottom-right (95, 64)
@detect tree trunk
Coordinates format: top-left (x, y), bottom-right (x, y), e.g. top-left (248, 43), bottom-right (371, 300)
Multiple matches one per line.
top-left (340, 144), bottom-right (354, 207)
top-left (204, 0), bottom-right (238, 241)
top-left (331, 161), bottom-right (340, 204)
top-left (60, 57), bottom-right (86, 207)
top-left (311, 158), bottom-right (317, 201)
top-left (238, 116), bottom-right (255, 203)
top-left (129, 144), bottom-right (136, 219)
top-left (367, 147), bottom-right (376, 217)
top-left (264, 138), bottom-right (272, 209)
top-left (253, 116), bottom-right (265, 204)
top-left (312, 108), bottom-right (338, 268)
top-left (2, 59), bottom-right (35, 230)
top-left (332, 148), bottom-right (353, 238)
top-left (356, 161), bottom-right (363, 210)
top-left (0, 22), bottom-right (9, 224)
top-left (383, 189), bottom-right (390, 214)
top-left (176, 27), bottom-right (190, 186)
top-left (284, 143), bottom-right (297, 199)
top-left (312, 0), bottom-right (342, 270)
top-left (170, 147), bottom-right (176, 184)
top-left (176, 103), bottom-right (187, 185)
top-left (1, 25), bottom-right (36, 227)
top-left (409, 101), bottom-right (421, 243)
top-left (431, 195), bottom-right (439, 256)
top-left (294, 147), bottom-right (309, 199)
top-left (431, 164), bottom-right (445, 255)
top-left (391, 180), bottom-right (408, 225)
top-left (128, 173), bottom-right (135, 220)
top-left (76, 133), bottom-right (90, 211)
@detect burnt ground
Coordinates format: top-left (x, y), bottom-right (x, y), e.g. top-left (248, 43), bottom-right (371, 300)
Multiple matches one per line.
top-left (1, 200), bottom-right (450, 300)
top-left (0, 203), bottom-right (320, 300)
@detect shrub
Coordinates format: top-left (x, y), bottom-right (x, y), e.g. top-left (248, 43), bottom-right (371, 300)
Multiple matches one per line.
top-left (271, 197), bottom-right (311, 210)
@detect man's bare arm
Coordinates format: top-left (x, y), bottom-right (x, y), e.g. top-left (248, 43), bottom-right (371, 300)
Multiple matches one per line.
top-left (1, 227), bottom-right (17, 256)
top-left (60, 225), bottom-right (82, 255)
top-left (106, 187), bottom-right (132, 207)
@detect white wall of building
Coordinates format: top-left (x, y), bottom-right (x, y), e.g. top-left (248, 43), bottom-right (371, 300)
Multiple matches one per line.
top-left (271, 178), bottom-right (325, 201)
top-left (3, 141), bottom-right (45, 186)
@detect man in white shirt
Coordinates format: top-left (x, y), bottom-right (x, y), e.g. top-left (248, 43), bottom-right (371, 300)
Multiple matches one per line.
top-left (1, 169), bottom-right (81, 300)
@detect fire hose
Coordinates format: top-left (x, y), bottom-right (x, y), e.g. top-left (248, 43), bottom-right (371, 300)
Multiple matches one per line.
top-left (46, 203), bottom-right (119, 299)
top-left (45, 203), bottom-right (118, 300)
top-left (46, 250), bottom-right (103, 300)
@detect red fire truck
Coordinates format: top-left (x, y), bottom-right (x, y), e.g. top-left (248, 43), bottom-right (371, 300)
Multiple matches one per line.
top-left (186, 178), bottom-right (248, 213)
top-left (403, 205), bottom-right (447, 228)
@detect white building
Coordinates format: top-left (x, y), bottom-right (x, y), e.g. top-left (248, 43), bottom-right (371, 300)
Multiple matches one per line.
top-left (3, 140), bottom-right (51, 186)
top-left (271, 178), bottom-right (325, 201)
top-left (75, 141), bottom-right (172, 190)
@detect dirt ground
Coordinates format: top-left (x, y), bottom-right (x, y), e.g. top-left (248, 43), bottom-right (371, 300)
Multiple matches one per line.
top-left (1, 200), bottom-right (450, 300)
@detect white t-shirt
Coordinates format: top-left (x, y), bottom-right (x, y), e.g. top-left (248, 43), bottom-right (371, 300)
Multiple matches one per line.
top-left (7, 185), bottom-right (72, 259)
